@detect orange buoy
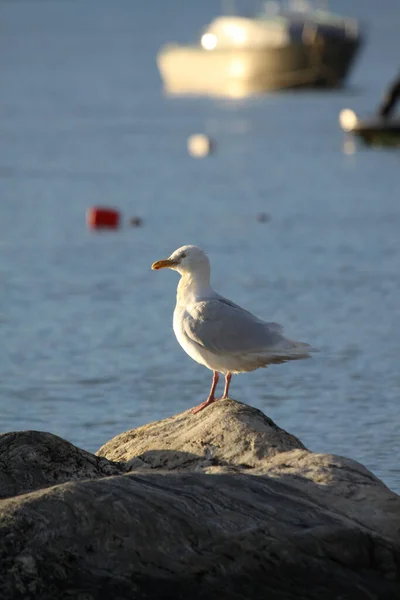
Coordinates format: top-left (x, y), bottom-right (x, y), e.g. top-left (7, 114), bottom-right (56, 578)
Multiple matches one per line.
top-left (86, 207), bottom-right (120, 230)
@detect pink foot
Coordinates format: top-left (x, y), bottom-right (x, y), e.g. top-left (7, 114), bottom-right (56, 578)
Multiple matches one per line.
top-left (192, 396), bottom-right (217, 414)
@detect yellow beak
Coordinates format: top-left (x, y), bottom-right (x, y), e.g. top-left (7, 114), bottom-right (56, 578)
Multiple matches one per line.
top-left (151, 258), bottom-right (177, 270)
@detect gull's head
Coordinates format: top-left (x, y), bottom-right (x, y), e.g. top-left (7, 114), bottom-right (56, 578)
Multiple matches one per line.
top-left (152, 245), bottom-right (210, 276)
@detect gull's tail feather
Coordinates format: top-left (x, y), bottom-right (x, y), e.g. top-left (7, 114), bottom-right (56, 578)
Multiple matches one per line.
top-left (289, 339), bottom-right (319, 353)
top-left (261, 338), bottom-right (319, 365)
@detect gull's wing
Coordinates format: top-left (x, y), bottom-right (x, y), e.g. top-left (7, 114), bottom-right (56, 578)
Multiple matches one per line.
top-left (182, 296), bottom-right (294, 356)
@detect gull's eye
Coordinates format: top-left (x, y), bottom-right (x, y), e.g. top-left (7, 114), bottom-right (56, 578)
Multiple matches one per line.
top-left (180, 252), bottom-right (186, 259)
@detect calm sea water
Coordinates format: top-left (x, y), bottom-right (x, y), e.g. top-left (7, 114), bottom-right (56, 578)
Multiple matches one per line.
top-left (1, 0), bottom-right (400, 490)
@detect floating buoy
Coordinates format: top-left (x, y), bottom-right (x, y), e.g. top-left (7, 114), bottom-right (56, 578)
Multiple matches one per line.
top-left (86, 207), bottom-right (120, 230)
top-left (187, 134), bottom-right (214, 158)
top-left (129, 216), bottom-right (143, 227)
top-left (339, 108), bottom-right (358, 132)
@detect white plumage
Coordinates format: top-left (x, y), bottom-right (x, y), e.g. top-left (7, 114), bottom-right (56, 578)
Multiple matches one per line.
top-left (152, 245), bottom-right (313, 413)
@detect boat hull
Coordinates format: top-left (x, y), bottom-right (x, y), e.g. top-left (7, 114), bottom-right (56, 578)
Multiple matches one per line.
top-left (157, 37), bottom-right (361, 97)
top-left (353, 118), bottom-right (400, 147)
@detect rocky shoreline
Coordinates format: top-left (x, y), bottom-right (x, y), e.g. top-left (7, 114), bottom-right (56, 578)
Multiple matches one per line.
top-left (0, 398), bottom-right (399, 599)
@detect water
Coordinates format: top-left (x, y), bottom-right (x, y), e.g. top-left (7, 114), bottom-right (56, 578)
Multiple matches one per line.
top-left (1, 0), bottom-right (399, 490)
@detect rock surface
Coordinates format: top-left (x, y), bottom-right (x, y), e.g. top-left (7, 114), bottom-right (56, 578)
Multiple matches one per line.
top-left (0, 398), bottom-right (400, 599)
top-left (0, 431), bottom-right (122, 499)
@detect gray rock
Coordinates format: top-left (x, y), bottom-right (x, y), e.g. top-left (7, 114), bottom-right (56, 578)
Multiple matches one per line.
top-left (0, 430), bottom-right (123, 499)
top-left (0, 398), bottom-right (400, 599)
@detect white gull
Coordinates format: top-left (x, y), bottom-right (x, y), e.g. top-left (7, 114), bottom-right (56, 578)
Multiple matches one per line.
top-left (152, 245), bottom-right (313, 414)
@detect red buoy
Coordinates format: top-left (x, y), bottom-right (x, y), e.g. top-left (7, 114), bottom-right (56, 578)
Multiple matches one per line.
top-left (86, 207), bottom-right (120, 230)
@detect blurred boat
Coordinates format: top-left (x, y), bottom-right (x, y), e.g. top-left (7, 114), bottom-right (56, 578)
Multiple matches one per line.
top-left (157, 1), bottom-right (364, 97)
top-left (339, 109), bottom-right (400, 147)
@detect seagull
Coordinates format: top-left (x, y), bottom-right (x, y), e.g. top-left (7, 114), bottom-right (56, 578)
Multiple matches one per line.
top-left (152, 245), bottom-right (313, 414)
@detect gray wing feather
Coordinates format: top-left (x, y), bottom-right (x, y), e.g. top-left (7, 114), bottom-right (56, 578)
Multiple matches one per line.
top-left (183, 297), bottom-right (285, 355)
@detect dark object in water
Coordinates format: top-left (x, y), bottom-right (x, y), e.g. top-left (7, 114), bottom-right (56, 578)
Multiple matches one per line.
top-left (130, 216), bottom-right (143, 227)
top-left (377, 72), bottom-right (400, 119)
top-left (355, 118), bottom-right (400, 146)
top-left (256, 212), bottom-right (270, 223)
top-left (339, 108), bottom-right (400, 147)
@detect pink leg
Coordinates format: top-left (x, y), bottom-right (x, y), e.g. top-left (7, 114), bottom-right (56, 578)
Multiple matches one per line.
top-left (221, 372), bottom-right (232, 399)
top-left (192, 371), bottom-right (219, 414)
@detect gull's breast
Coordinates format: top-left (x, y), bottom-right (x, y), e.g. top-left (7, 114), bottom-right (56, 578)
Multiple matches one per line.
top-left (172, 305), bottom-right (250, 374)
top-left (173, 306), bottom-right (210, 368)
